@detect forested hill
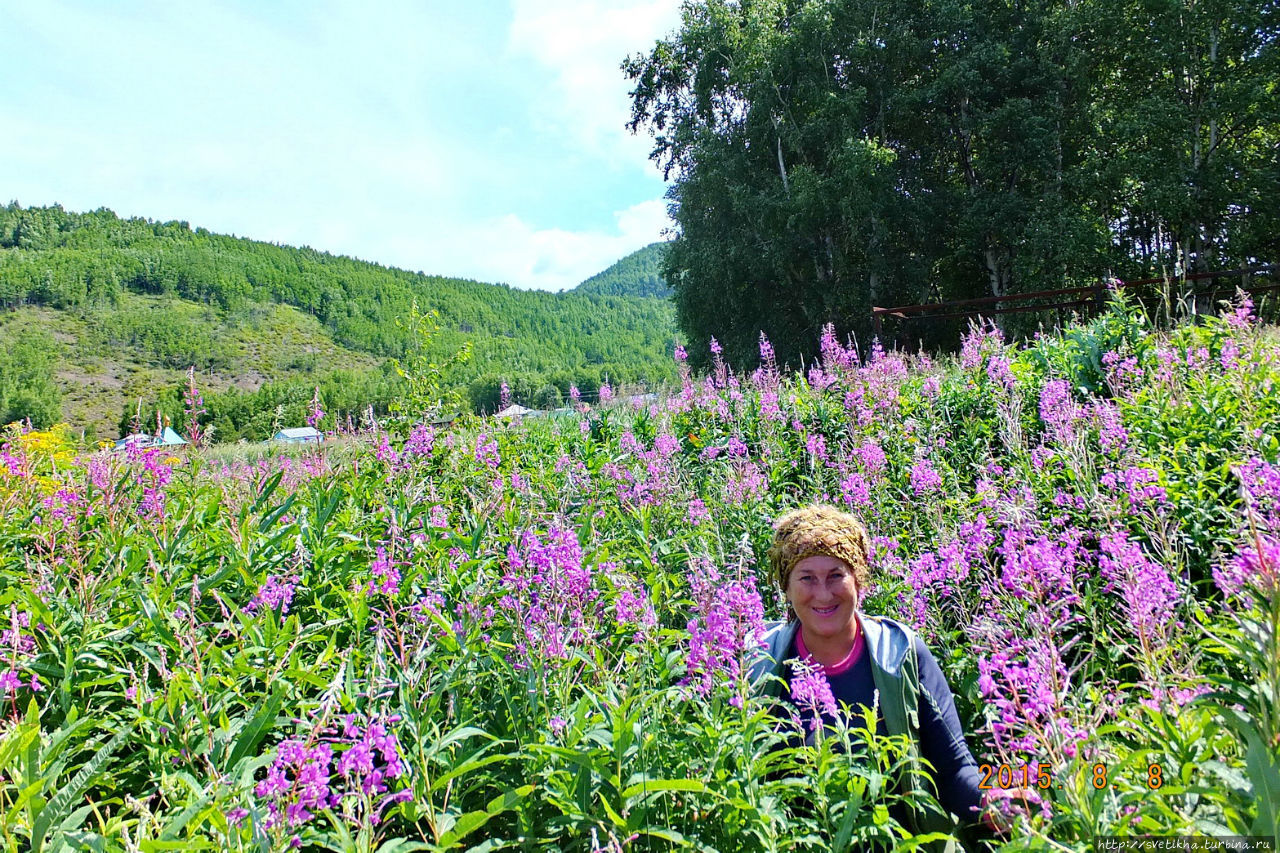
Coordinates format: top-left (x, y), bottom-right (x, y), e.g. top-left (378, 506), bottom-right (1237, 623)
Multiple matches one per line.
top-left (0, 204), bottom-right (678, 439)
top-left (575, 242), bottom-right (669, 298)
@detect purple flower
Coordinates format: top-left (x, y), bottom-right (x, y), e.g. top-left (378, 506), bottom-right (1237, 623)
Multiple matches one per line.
top-left (248, 575), bottom-right (298, 615)
top-left (758, 333), bottom-right (777, 371)
top-left (1098, 531), bottom-right (1178, 647)
top-left (840, 473), bottom-right (870, 507)
top-left (404, 423), bottom-right (435, 457)
top-left (307, 387), bottom-right (325, 430)
top-left (986, 356), bottom-right (1017, 390)
top-left (255, 740), bottom-right (334, 828)
top-left (0, 670), bottom-right (21, 694)
top-left (1215, 535), bottom-right (1280, 604)
top-left (474, 434), bottom-right (501, 468)
top-left (683, 561), bottom-right (766, 700)
top-left (909, 458), bottom-right (943, 495)
top-left (790, 659), bottom-right (839, 731)
top-left (687, 498), bottom-right (710, 525)
top-left (367, 546), bottom-right (401, 597)
top-left (1226, 293), bottom-right (1255, 329)
top-left (1038, 380), bottom-right (1079, 445)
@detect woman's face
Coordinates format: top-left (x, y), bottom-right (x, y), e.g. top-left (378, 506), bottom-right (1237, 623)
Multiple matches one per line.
top-left (786, 555), bottom-right (860, 641)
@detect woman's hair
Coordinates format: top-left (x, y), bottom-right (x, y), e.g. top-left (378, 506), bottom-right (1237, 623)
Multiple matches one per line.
top-left (768, 504), bottom-right (873, 595)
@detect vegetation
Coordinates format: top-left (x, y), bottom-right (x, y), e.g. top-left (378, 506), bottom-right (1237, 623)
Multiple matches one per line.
top-left (0, 301), bottom-right (1276, 849)
top-left (0, 203), bottom-right (679, 436)
top-left (625, 0), bottom-right (1280, 369)
top-left (575, 242), bottom-right (671, 299)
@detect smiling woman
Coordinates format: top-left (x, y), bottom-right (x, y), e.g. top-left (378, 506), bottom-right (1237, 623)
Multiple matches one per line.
top-left (750, 505), bottom-right (1011, 849)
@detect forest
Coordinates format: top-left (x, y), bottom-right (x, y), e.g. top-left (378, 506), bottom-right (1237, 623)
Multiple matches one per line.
top-left (0, 204), bottom-right (678, 438)
top-left (576, 242), bottom-right (670, 298)
top-left (627, 0), bottom-right (1280, 369)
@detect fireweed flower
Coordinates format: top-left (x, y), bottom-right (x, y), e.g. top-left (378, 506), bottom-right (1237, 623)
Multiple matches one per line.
top-left (807, 366), bottom-right (836, 392)
top-left (759, 389), bottom-right (783, 421)
top-left (840, 472), bottom-right (870, 508)
top-left (1236, 458), bottom-right (1280, 521)
top-left (976, 632), bottom-right (1086, 756)
top-left (610, 572), bottom-right (658, 638)
top-left (474, 434), bottom-right (500, 468)
top-left (255, 739), bottom-right (335, 829)
top-left (856, 441), bottom-right (887, 475)
top-left (256, 714), bottom-right (410, 833)
top-left (307, 387), bottom-right (325, 430)
top-left (758, 332), bottom-right (778, 377)
top-left (1225, 292), bottom-right (1255, 328)
top-left (0, 606), bottom-right (41, 697)
top-left (337, 714), bottom-right (408, 800)
top-left (986, 355), bottom-right (1017, 390)
top-left (790, 657), bottom-right (839, 732)
top-left (367, 546), bottom-right (401, 597)
top-left (904, 541), bottom-right (971, 630)
top-left (960, 325), bottom-right (1004, 370)
top-left (687, 498), bottom-right (710, 525)
top-left (1097, 531), bottom-right (1178, 648)
top-left (247, 575), bottom-right (298, 615)
top-left (403, 423), bottom-right (435, 457)
top-left (997, 529), bottom-right (1083, 613)
top-left (1038, 380), bottom-right (1080, 446)
top-left (375, 434), bottom-right (399, 465)
top-left (502, 526), bottom-right (598, 666)
top-left (909, 457), bottom-right (943, 495)
top-left (805, 433), bottom-right (828, 463)
top-left (1214, 534), bottom-right (1280, 604)
top-left (819, 322), bottom-right (857, 372)
top-left (683, 560), bottom-right (766, 702)
top-left (1092, 400), bottom-right (1129, 453)
top-left (724, 462), bottom-right (767, 506)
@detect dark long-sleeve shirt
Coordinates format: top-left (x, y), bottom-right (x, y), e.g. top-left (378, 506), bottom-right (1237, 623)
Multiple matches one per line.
top-left (781, 632), bottom-right (985, 823)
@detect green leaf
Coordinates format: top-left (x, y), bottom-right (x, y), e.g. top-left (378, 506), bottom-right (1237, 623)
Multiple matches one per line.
top-left (222, 691), bottom-right (283, 772)
top-left (32, 722), bottom-right (134, 853)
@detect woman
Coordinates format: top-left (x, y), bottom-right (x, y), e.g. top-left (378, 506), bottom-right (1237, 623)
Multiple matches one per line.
top-left (749, 505), bottom-right (1009, 843)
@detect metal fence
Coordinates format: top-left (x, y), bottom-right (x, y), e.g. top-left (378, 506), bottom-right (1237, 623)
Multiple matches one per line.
top-left (872, 265), bottom-right (1278, 343)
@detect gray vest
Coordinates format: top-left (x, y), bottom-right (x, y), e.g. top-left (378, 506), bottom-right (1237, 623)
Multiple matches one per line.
top-left (748, 614), bottom-right (963, 850)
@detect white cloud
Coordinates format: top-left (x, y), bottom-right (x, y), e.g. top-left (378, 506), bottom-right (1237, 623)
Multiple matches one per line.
top-left (1, 2), bottom-right (678, 292)
top-left (508, 0), bottom-right (682, 160)
top-left (386, 197), bottom-right (671, 292)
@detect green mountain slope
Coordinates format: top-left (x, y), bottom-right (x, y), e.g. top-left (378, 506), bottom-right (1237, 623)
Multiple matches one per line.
top-left (575, 242), bottom-right (670, 298)
top-left (0, 204), bottom-right (678, 439)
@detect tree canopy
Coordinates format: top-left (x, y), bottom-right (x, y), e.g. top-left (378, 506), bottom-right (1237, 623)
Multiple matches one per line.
top-left (626, 0), bottom-right (1279, 369)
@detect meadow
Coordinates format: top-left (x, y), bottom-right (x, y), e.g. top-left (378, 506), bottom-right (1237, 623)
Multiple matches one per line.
top-left (0, 295), bottom-right (1276, 851)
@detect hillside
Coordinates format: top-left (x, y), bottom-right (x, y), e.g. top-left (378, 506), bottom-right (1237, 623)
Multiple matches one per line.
top-left (0, 204), bottom-right (679, 438)
top-left (574, 241), bottom-right (669, 298)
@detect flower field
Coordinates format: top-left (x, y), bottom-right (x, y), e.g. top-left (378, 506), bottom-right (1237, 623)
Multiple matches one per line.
top-left (0, 297), bottom-right (1277, 852)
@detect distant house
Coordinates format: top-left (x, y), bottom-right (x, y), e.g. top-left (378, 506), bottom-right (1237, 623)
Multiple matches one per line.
top-left (155, 427), bottom-right (188, 446)
top-left (113, 427), bottom-right (187, 451)
top-left (494, 404), bottom-right (536, 419)
top-left (273, 426), bottom-right (324, 444)
top-left (113, 433), bottom-right (154, 451)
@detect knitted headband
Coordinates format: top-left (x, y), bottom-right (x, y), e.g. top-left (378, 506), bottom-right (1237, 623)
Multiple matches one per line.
top-left (767, 505), bottom-right (873, 593)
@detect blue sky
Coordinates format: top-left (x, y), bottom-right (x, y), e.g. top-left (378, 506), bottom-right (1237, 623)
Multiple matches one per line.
top-left (0, 0), bottom-right (682, 290)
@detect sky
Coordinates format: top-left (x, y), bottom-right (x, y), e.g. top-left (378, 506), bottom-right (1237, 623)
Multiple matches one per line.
top-left (0, 0), bottom-right (683, 291)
